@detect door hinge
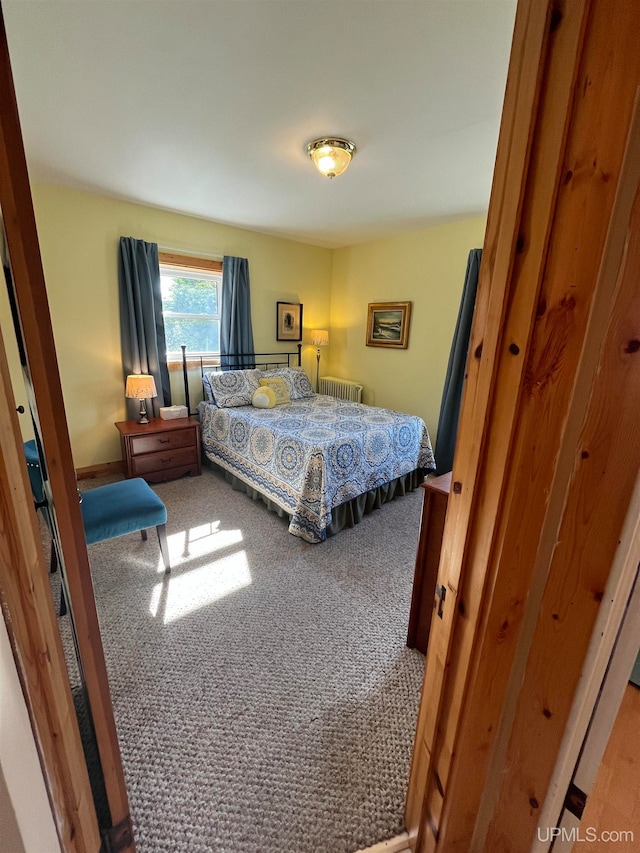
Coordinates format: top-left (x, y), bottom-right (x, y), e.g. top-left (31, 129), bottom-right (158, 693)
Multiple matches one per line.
top-left (436, 584), bottom-right (447, 618)
top-left (100, 815), bottom-right (134, 853)
top-left (564, 781), bottom-right (588, 820)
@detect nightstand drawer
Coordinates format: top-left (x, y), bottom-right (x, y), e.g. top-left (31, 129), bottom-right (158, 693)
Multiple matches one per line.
top-left (131, 446), bottom-right (198, 477)
top-left (129, 429), bottom-right (193, 456)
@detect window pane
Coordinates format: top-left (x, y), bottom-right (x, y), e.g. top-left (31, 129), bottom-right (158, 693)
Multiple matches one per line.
top-left (161, 267), bottom-right (222, 355)
top-left (161, 276), bottom-right (219, 316)
top-left (164, 318), bottom-right (220, 354)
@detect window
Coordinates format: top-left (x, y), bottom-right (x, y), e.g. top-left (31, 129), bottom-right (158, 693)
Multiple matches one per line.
top-left (159, 253), bottom-right (223, 361)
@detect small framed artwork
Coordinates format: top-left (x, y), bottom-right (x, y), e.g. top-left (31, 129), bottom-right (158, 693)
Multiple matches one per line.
top-left (276, 301), bottom-right (303, 341)
top-left (366, 301), bottom-right (412, 349)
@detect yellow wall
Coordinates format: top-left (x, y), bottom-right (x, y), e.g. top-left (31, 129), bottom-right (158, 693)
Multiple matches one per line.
top-left (2, 183), bottom-right (485, 469)
top-left (19, 184), bottom-right (332, 467)
top-left (328, 216), bottom-right (486, 444)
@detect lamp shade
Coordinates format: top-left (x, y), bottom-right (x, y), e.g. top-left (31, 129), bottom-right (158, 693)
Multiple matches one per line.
top-left (125, 374), bottom-right (157, 400)
top-left (307, 138), bottom-right (356, 179)
top-left (310, 329), bottom-right (329, 347)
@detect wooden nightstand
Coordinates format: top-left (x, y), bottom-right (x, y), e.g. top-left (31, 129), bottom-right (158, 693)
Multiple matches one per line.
top-left (115, 417), bottom-right (202, 483)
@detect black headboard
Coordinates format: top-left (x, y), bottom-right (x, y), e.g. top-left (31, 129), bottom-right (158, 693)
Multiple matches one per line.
top-left (181, 344), bottom-right (302, 414)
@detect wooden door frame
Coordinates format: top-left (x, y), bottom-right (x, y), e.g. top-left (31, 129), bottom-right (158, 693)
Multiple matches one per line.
top-left (406, 0), bottom-right (640, 850)
top-left (406, 0), bottom-right (589, 842)
top-left (0, 6), bottom-right (133, 851)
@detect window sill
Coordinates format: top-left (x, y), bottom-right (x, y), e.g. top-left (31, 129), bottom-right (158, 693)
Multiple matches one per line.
top-left (167, 355), bottom-right (221, 372)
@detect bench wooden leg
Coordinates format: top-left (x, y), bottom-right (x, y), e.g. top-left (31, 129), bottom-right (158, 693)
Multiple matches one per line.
top-left (140, 529), bottom-right (147, 541)
top-left (156, 523), bottom-right (170, 574)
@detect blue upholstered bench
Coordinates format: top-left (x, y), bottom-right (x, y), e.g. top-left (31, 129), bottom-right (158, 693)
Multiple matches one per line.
top-left (24, 440), bottom-right (170, 585)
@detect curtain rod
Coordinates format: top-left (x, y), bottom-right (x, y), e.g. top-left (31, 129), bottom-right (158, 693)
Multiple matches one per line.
top-left (157, 244), bottom-right (224, 261)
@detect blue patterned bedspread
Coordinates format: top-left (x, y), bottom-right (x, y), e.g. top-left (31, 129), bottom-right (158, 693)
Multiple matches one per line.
top-left (198, 396), bottom-right (435, 543)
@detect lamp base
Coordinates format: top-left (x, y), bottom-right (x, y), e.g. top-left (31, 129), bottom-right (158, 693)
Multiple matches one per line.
top-left (137, 401), bottom-right (150, 424)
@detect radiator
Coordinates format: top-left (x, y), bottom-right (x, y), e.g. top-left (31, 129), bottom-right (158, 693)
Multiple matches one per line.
top-left (318, 375), bottom-right (363, 403)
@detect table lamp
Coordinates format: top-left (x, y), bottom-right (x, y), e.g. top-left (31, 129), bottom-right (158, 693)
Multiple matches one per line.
top-left (125, 374), bottom-right (157, 424)
top-left (310, 329), bottom-right (329, 391)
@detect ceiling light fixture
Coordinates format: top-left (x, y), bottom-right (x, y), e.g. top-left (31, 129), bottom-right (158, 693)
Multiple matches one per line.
top-left (307, 137), bottom-right (356, 179)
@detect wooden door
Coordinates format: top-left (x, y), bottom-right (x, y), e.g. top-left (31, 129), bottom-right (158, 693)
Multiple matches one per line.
top-left (405, 0), bottom-right (640, 850)
top-left (0, 7), bottom-right (134, 851)
top-left (544, 559), bottom-right (640, 852)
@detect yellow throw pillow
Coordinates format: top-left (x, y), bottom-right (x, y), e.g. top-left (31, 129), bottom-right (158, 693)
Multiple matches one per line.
top-left (259, 377), bottom-right (291, 405)
top-left (251, 386), bottom-right (277, 409)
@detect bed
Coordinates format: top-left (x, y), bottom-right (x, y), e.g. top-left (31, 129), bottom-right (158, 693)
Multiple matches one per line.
top-left (184, 349), bottom-right (435, 543)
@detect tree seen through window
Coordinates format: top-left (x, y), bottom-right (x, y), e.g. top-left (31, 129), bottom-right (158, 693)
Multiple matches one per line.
top-left (161, 273), bottom-right (221, 355)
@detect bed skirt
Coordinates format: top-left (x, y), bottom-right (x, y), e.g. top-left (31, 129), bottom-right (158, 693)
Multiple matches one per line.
top-left (204, 457), bottom-right (425, 538)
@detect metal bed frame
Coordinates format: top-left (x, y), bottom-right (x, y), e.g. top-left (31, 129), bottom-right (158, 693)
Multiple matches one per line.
top-left (180, 343), bottom-right (303, 415)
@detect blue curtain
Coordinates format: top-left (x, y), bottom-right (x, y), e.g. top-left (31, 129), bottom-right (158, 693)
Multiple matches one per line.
top-left (118, 237), bottom-right (171, 419)
top-left (221, 255), bottom-right (255, 369)
top-left (435, 248), bottom-right (482, 475)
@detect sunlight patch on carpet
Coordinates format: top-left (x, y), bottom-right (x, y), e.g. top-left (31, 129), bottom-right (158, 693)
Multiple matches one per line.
top-left (159, 522), bottom-right (244, 567)
top-left (150, 547), bottom-right (252, 623)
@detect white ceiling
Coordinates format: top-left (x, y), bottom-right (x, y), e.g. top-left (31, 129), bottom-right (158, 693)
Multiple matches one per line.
top-left (3, 0), bottom-right (516, 249)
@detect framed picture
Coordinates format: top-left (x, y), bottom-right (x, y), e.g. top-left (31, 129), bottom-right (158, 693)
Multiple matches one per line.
top-left (366, 301), bottom-right (412, 349)
top-left (276, 301), bottom-right (303, 341)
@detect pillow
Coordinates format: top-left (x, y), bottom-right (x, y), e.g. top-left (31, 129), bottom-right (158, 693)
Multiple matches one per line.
top-left (260, 367), bottom-right (315, 400)
top-left (259, 376), bottom-right (291, 405)
top-left (251, 386), bottom-right (276, 409)
top-left (205, 369), bottom-right (261, 407)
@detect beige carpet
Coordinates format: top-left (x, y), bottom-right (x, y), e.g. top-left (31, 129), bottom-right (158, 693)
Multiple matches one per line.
top-left (76, 466), bottom-right (425, 853)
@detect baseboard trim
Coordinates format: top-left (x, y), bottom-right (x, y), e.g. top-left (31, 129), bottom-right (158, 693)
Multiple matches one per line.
top-left (355, 833), bottom-right (411, 853)
top-left (76, 460), bottom-right (123, 480)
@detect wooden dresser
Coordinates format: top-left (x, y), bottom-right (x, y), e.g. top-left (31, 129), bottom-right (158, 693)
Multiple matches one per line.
top-left (407, 472), bottom-right (451, 655)
top-left (115, 417), bottom-right (202, 483)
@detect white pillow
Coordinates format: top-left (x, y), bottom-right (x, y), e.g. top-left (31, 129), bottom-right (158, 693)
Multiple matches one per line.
top-left (252, 386), bottom-right (276, 409)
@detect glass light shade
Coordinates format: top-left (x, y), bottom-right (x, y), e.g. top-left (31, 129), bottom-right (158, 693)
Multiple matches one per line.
top-left (125, 374), bottom-right (157, 399)
top-left (307, 138), bottom-right (356, 179)
top-left (310, 329), bottom-right (329, 347)
top-left (311, 146), bottom-right (351, 178)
